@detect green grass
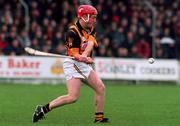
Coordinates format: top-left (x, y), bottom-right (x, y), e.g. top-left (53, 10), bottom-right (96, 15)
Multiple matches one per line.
top-left (0, 83), bottom-right (180, 126)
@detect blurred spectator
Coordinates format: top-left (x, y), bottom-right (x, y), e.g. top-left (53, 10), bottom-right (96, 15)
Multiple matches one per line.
top-left (117, 47), bottom-right (129, 58)
top-left (54, 43), bottom-right (66, 55)
top-left (3, 39), bottom-right (23, 55)
top-left (156, 47), bottom-right (166, 59)
top-left (30, 38), bottom-right (40, 50)
top-left (130, 46), bottom-right (141, 58)
top-left (17, 30), bottom-right (31, 47)
top-left (120, 31), bottom-right (136, 54)
top-left (160, 27), bottom-right (176, 58)
top-left (0, 33), bottom-right (8, 52)
top-left (135, 38), bottom-right (151, 58)
top-left (97, 45), bottom-right (107, 57)
top-left (112, 27), bottom-right (125, 46)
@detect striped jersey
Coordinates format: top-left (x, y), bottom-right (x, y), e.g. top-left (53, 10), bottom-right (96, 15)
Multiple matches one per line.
top-left (65, 21), bottom-right (98, 57)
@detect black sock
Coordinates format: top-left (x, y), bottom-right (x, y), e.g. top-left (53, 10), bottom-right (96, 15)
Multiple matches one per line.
top-left (42, 103), bottom-right (51, 114)
top-left (95, 112), bottom-right (104, 121)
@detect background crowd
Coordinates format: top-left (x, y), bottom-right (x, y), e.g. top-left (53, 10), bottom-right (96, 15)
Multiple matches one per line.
top-left (0, 0), bottom-right (179, 59)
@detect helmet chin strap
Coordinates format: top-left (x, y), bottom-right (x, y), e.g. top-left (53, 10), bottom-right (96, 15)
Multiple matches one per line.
top-left (81, 14), bottom-right (90, 22)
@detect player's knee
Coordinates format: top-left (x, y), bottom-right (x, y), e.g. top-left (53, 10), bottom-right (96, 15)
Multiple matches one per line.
top-left (97, 84), bottom-right (105, 94)
top-left (68, 95), bottom-right (79, 103)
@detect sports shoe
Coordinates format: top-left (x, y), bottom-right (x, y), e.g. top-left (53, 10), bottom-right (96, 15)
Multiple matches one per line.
top-left (94, 118), bottom-right (109, 123)
top-left (32, 105), bottom-right (45, 123)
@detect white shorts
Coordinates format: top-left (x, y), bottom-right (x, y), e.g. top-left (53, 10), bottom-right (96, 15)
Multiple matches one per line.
top-left (63, 58), bottom-right (93, 80)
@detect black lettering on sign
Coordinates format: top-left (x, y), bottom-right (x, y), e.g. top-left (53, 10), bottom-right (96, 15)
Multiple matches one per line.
top-left (140, 67), bottom-right (175, 75)
top-left (99, 62), bottom-right (136, 74)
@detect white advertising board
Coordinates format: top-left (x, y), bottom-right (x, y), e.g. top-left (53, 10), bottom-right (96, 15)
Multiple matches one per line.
top-left (95, 58), bottom-right (179, 81)
top-left (0, 56), bottom-right (65, 78)
top-left (0, 56), bottom-right (179, 81)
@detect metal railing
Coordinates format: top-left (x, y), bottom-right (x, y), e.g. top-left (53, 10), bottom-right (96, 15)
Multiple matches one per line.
top-left (20, 0), bottom-right (30, 32)
top-left (143, 0), bottom-right (157, 58)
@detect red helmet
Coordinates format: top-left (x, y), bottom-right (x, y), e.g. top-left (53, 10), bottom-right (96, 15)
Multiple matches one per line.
top-left (77, 5), bottom-right (98, 18)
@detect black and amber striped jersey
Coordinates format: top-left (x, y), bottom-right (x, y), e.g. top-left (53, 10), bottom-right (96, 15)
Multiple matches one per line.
top-left (65, 21), bottom-right (98, 57)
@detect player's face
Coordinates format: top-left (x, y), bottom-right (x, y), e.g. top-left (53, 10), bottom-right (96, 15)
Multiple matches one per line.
top-left (85, 14), bottom-right (97, 28)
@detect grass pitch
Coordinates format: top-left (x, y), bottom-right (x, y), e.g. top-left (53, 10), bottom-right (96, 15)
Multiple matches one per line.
top-left (0, 82), bottom-right (180, 126)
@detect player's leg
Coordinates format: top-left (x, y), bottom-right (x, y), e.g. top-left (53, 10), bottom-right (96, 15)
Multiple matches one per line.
top-left (48, 78), bottom-right (81, 109)
top-left (32, 78), bottom-right (81, 123)
top-left (87, 70), bottom-right (109, 123)
top-left (87, 70), bottom-right (105, 112)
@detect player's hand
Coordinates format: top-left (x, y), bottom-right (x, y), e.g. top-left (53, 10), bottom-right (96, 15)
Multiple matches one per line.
top-left (85, 57), bottom-right (94, 64)
top-left (74, 55), bottom-right (87, 62)
top-left (74, 55), bottom-right (93, 64)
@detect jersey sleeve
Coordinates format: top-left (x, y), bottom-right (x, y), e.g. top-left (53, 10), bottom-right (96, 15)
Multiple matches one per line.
top-left (65, 30), bottom-right (81, 48)
top-left (65, 30), bottom-right (81, 56)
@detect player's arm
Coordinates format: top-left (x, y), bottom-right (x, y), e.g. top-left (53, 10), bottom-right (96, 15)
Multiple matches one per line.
top-left (80, 41), bottom-right (94, 64)
top-left (65, 30), bottom-right (80, 57)
top-left (82, 34), bottom-right (98, 57)
top-left (65, 30), bottom-right (92, 63)
top-left (81, 35), bottom-right (97, 63)
top-left (83, 35), bottom-right (98, 56)
top-left (82, 41), bottom-right (94, 57)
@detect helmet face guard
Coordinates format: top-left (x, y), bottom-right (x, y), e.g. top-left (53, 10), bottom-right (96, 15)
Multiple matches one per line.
top-left (77, 5), bottom-right (98, 22)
